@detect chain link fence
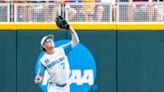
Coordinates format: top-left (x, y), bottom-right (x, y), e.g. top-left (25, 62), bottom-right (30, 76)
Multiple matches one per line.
top-left (0, 2), bottom-right (164, 22)
top-left (0, 3), bottom-right (10, 22)
top-left (117, 2), bottom-right (163, 22)
top-left (65, 3), bottom-right (112, 22)
top-left (14, 3), bottom-right (61, 22)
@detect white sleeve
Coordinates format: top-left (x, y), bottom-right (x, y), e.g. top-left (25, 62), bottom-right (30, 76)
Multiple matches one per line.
top-left (61, 26), bottom-right (80, 55)
top-left (70, 27), bottom-right (80, 48)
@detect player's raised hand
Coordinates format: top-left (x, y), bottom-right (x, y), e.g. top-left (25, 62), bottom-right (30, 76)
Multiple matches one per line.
top-left (34, 75), bottom-right (43, 84)
top-left (55, 16), bottom-right (70, 30)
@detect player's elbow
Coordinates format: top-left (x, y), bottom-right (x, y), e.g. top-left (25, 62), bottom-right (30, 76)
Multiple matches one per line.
top-left (71, 39), bottom-right (79, 47)
top-left (76, 38), bottom-right (80, 44)
top-left (72, 37), bottom-right (80, 44)
top-left (75, 37), bottom-right (80, 46)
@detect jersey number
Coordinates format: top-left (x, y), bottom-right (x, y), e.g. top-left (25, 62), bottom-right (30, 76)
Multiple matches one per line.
top-left (61, 62), bottom-right (65, 69)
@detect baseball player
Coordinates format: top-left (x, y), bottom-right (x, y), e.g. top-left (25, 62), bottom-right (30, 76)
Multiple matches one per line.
top-left (34, 16), bottom-right (79, 92)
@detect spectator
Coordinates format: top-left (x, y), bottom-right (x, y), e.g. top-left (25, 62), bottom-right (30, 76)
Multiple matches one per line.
top-left (11, 0), bottom-right (28, 22)
top-left (118, 0), bottom-right (156, 22)
top-left (0, 0), bottom-right (8, 22)
top-left (116, 0), bottom-right (134, 22)
top-left (28, 0), bottom-right (52, 22)
top-left (96, 5), bottom-right (104, 22)
top-left (129, 0), bottom-right (160, 22)
top-left (64, 0), bottom-right (77, 21)
top-left (96, 0), bottom-right (116, 22)
top-left (82, 0), bottom-right (95, 22)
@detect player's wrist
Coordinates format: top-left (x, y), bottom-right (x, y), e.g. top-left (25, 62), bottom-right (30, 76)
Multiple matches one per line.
top-left (34, 75), bottom-right (43, 84)
top-left (68, 27), bottom-right (74, 34)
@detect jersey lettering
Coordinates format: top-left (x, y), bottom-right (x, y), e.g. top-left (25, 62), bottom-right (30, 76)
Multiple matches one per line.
top-left (46, 57), bottom-right (65, 68)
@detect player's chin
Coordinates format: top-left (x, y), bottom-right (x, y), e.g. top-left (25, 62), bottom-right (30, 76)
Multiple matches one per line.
top-left (48, 46), bottom-right (54, 50)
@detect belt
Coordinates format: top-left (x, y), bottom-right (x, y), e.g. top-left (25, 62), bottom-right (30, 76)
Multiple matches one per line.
top-left (56, 83), bottom-right (67, 87)
top-left (49, 82), bottom-right (67, 87)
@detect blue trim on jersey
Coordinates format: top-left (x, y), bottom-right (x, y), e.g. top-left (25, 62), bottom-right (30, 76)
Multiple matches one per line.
top-left (37, 61), bottom-right (46, 76)
top-left (35, 51), bottom-right (47, 92)
top-left (35, 51), bottom-right (45, 75)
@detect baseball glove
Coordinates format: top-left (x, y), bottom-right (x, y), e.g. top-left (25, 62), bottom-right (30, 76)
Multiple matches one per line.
top-left (55, 16), bottom-right (70, 30)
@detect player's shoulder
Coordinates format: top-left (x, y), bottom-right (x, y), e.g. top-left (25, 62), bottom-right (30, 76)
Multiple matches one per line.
top-left (39, 53), bottom-right (47, 63)
top-left (56, 46), bottom-right (64, 51)
top-left (55, 46), bottom-right (65, 54)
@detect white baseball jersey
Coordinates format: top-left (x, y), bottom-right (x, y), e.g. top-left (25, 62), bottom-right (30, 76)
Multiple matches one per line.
top-left (37, 42), bottom-right (72, 85)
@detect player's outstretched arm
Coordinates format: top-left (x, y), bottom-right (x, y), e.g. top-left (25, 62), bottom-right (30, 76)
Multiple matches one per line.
top-left (69, 26), bottom-right (80, 48)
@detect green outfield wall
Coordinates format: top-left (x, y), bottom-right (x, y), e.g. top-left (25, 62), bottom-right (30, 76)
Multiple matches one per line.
top-left (0, 23), bottom-right (164, 92)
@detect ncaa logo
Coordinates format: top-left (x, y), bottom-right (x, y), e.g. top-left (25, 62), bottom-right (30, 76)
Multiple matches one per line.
top-left (35, 40), bottom-right (97, 92)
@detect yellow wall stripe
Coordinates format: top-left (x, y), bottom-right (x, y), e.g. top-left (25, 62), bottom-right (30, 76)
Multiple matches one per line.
top-left (0, 23), bottom-right (16, 30)
top-left (16, 23), bottom-right (60, 30)
top-left (70, 23), bottom-right (116, 30)
top-left (0, 23), bottom-right (164, 30)
top-left (117, 23), bottom-right (164, 30)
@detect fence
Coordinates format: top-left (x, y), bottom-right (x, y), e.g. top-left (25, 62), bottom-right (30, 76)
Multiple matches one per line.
top-left (14, 3), bottom-right (61, 22)
top-left (0, 3), bottom-right (10, 22)
top-left (65, 3), bottom-right (112, 22)
top-left (117, 2), bottom-right (163, 22)
top-left (0, 2), bottom-right (164, 22)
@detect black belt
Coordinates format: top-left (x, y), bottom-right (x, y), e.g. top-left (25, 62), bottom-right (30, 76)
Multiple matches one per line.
top-left (56, 83), bottom-right (67, 87)
top-left (49, 82), bottom-right (67, 87)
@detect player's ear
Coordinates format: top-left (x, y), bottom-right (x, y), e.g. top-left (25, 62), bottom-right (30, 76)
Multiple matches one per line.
top-left (41, 45), bottom-right (46, 51)
top-left (43, 44), bottom-right (46, 48)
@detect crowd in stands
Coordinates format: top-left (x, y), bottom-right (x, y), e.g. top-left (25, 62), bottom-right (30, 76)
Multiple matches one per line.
top-left (0, 0), bottom-right (163, 22)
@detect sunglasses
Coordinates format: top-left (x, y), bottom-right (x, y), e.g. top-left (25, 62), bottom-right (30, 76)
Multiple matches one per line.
top-left (45, 38), bottom-right (53, 43)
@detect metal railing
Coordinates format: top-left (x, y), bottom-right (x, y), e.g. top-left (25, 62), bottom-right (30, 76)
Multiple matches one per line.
top-left (0, 2), bottom-right (164, 22)
top-left (0, 3), bottom-right (10, 22)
